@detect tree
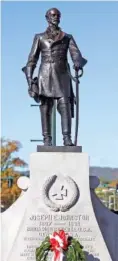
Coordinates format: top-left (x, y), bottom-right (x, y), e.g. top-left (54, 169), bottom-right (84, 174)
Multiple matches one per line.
top-left (99, 177), bottom-right (110, 186)
top-left (1, 138), bottom-right (28, 210)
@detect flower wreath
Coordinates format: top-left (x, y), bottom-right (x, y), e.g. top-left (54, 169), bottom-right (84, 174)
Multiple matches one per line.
top-left (36, 230), bottom-right (85, 261)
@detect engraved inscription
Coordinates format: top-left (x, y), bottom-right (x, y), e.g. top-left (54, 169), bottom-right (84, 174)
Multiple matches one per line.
top-left (19, 214), bottom-right (100, 260)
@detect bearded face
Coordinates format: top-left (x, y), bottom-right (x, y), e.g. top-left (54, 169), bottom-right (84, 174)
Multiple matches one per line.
top-left (46, 8), bottom-right (61, 27)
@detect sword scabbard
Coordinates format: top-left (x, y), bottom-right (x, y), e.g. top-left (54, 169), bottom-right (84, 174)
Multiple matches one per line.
top-left (74, 70), bottom-right (79, 146)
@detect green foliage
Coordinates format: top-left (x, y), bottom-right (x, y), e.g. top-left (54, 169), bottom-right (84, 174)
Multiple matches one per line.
top-left (66, 238), bottom-right (85, 261)
top-left (36, 237), bottom-right (50, 261)
top-left (36, 236), bottom-right (85, 261)
top-left (99, 177), bottom-right (110, 185)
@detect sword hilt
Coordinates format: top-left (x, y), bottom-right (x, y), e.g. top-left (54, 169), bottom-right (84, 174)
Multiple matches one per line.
top-left (69, 68), bottom-right (83, 83)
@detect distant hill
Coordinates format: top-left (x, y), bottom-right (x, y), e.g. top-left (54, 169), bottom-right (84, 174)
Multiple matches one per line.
top-left (89, 167), bottom-right (118, 181)
top-left (21, 167), bottom-right (118, 181)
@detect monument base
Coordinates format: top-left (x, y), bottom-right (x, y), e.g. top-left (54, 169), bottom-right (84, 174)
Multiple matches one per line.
top-left (5, 152), bottom-right (112, 261)
top-left (37, 145), bottom-right (82, 152)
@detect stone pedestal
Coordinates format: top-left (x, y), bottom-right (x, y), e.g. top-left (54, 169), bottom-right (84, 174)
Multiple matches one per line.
top-left (5, 151), bottom-right (112, 261)
top-left (37, 146), bottom-right (82, 152)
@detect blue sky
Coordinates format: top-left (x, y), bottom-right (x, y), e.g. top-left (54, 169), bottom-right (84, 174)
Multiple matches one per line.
top-left (1, 1), bottom-right (118, 168)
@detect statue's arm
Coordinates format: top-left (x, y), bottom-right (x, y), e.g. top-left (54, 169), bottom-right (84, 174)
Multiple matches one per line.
top-left (22, 34), bottom-right (40, 86)
top-left (69, 35), bottom-right (87, 70)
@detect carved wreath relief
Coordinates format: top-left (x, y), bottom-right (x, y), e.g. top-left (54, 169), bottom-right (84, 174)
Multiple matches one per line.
top-left (42, 175), bottom-right (79, 212)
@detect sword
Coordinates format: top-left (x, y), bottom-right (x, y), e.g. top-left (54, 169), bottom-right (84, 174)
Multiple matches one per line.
top-left (67, 67), bottom-right (83, 146)
top-left (67, 65), bottom-right (83, 146)
top-left (74, 68), bottom-right (83, 146)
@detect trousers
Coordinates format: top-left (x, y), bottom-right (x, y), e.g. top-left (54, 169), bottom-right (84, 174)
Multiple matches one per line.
top-left (39, 96), bottom-right (72, 145)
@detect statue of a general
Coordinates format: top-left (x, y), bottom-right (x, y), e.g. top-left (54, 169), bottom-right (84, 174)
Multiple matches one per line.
top-left (22, 8), bottom-right (87, 146)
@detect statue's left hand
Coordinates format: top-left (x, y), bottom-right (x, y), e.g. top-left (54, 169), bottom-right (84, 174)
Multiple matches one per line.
top-left (73, 63), bottom-right (80, 71)
top-left (73, 65), bottom-right (83, 78)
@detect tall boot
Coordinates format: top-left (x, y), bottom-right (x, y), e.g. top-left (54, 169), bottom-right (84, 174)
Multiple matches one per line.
top-left (39, 98), bottom-right (54, 146)
top-left (57, 97), bottom-right (74, 146)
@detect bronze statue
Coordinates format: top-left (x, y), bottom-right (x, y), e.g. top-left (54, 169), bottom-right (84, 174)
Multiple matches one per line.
top-left (22, 8), bottom-right (87, 146)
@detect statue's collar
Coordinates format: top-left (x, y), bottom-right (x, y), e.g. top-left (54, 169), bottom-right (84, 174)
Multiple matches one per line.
top-left (45, 27), bottom-right (65, 42)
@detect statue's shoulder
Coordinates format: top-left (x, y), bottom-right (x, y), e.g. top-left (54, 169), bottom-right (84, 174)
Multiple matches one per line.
top-left (63, 32), bottom-right (72, 39)
top-left (34, 32), bottom-right (46, 40)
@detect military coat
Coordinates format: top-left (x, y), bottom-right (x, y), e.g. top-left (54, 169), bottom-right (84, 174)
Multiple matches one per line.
top-left (25, 30), bottom-right (87, 98)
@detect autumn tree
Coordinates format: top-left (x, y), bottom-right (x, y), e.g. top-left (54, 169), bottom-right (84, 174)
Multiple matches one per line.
top-left (99, 177), bottom-right (110, 186)
top-left (0, 138), bottom-right (28, 210)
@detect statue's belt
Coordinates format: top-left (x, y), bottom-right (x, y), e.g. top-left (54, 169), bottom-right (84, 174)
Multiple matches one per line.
top-left (41, 57), bottom-right (67, 63)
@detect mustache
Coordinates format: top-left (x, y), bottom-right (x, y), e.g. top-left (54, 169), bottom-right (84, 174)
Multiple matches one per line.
top-left (52, 19), bottom-right (60, 22)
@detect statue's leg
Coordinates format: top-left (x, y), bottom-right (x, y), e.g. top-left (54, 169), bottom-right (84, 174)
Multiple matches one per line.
top-left (57, 97), bottom-right (74, 146)
top-left (39, 97), bottom-right (54, 146)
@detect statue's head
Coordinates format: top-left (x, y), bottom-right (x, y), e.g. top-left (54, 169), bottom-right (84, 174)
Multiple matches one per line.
top-left (45, 8), bottom-right (61, 26)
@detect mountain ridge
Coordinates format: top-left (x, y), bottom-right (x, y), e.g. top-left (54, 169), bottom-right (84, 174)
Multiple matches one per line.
top-left (90, 166), bottom-right (118, 181)
top-left (21, 167), bottom-right (118, 181)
